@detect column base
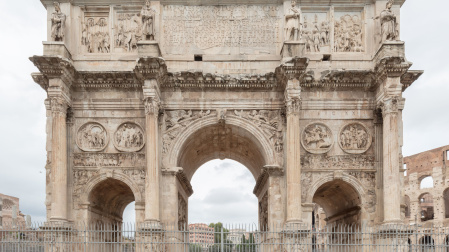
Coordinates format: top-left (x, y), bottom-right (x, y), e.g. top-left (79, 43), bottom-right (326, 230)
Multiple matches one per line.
top-left (41, 223), bottom-right (75, 252)
top-left (137, 222), bottom-right (165, 252)
top-left (282, 223), bottom-right (310, 252)
top-left (376, 224), bottom-right (411, 250)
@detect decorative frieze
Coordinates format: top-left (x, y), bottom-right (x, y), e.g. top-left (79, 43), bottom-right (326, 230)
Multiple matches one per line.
top-left (301, 155), bottom-right (375, 170)
top-left (339, 122), bottom-right (372, 154)
top-left (73, 153), bottom-right (145, 168)
top-left (76, 122), bottom-right (108, 152)
top-left (301, 123), bottom-right (333, 154)
top-left (113, 122), bottom-right (145, 152)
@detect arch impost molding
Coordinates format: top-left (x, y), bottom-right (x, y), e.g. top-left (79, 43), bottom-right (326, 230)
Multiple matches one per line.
top-left (79, 171), bottom-right (144, 204)
top-left (165, 114), bottom-right (278, 169)
top-left (253, 165), bottom-right (284, 196)
top-left (162, 167), bottom-right (193, 197)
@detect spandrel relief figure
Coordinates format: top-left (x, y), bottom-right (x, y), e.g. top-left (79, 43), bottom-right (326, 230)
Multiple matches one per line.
top-left (376, 0), bottom-right (399, 42)
top-left (284, 0), bottom-right (301, 41)
top-left (51, 2), bottom-right (66, 41)
top-left (141, 1), bottom-right (156, 41)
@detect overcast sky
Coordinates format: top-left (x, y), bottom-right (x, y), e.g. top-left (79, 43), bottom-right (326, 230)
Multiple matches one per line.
top-left (0, 0), bottom-right (448, 225)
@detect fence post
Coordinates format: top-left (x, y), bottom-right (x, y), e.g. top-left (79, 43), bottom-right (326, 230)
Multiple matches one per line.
top-left (221, 227), bottom-right (224, 252)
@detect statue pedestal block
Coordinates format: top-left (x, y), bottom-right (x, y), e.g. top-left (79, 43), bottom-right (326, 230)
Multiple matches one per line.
top-left (374, 41), bottom-right (405, 62)
top-left (43, 41), bottom-right (71, 59)
top-left (137, 41), bottom-right (161, 57)
top-left (281, 41), bottom-right (305, 58)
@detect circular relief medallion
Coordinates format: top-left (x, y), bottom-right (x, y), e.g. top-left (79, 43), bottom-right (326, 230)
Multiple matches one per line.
top-left (113, 122), bottom-right (145, 152)
top-left (76, 122), bottom-right (108, 152)
top-left (339, 122), bottom-right (372, 154)
top-left (301, 123), bottom-right (334, 154)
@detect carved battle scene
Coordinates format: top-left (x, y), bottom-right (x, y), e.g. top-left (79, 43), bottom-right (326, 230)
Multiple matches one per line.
top-left (31, 1), bottom-right (423, 243)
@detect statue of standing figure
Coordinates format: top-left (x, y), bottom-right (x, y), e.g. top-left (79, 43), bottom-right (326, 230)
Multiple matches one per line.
top-left (377, 0), bottom-right (399, 42)
top-left (141, 1), bottom-right (156, 40)
top-left (285, 0), bottom-right (301, 41)
top-left (51, 2), bottom-right (66, 41)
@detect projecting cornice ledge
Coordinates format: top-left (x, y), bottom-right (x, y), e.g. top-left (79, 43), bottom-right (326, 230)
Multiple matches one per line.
top-left (401, 70), bottom-right (424, 91)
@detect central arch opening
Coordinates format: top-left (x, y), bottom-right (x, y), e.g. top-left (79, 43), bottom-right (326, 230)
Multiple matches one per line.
top-left (175, 122), bottom-right (270, 249)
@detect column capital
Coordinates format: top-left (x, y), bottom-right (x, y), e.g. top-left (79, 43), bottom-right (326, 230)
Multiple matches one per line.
top-left (50, 97), bottom-right (69, 115)
top-left (378, 96), bottom-right (401, 117)
top-left (143, 96), bottom-right (162, 116)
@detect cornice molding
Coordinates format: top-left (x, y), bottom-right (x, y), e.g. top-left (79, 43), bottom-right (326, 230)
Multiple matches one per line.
top-left (276, 57), bottom-right (310, 88)
top-left (29, 56), bottom-right (77, 87)
top-left (374, 56), bottom-right (412, 82)
top-left (401, 70), bottom-right (424, 91)
top-left (32, 73), bottom-right (49, 91)
top-left (134, 57), bottom-right (167, 83)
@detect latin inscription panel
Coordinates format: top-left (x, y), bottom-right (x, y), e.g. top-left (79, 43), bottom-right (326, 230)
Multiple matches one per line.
top-left (162, 5), bottom-right (282, 55)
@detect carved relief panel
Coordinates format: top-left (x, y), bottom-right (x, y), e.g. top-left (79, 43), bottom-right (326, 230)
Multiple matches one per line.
top-left (76, 122), bottom-right (108, 152)
top-left (302, 13), bottom-right (331, 53)
top-left (259, 192), bottom-right (268, 230)
top-left (162, 5), bottom-right (281, 55)
top-left (81, 10), bottom-right (110, 54)
top-left (334, 12), bottom-right (364, 53)
top-left (114, 9), bottom-right (143, 53)
top-left (339, 122), bottom-right (372, 154)
top-left (178, 194), bottom-right (187, 230)
top-left (301, 123), bottom-right (333, 154)
top-left (113, 122), bottom-right (145, 152)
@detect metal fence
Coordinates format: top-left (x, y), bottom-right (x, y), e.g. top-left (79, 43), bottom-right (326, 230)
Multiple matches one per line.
top-left (1, 222), bottom-right (449, 251)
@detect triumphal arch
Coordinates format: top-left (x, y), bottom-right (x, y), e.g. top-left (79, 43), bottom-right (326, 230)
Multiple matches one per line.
top-left (31, 0), bottom-right (423, 235)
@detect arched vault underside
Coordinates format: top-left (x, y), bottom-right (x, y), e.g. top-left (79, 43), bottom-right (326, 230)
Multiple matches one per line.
top-left (177, 123), bottom-right (267, 181)
top-left (313, 180), bottom-right (362, 225)
top-left (88, 178), bottom-right (135, 223)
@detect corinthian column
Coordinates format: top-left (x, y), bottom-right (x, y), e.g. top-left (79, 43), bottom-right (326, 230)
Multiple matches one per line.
top-left (49, 97), bottom-right (69, 222)
top-left (285, 79), bottom-right (302, 225)
top-left (144, 95), bottom-right (161, 224)
top-left (381, 96), bottom-right (401, 224)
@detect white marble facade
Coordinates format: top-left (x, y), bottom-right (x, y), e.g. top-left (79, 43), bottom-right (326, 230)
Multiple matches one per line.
top-left (32, 1), bottom-right (423, 238)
